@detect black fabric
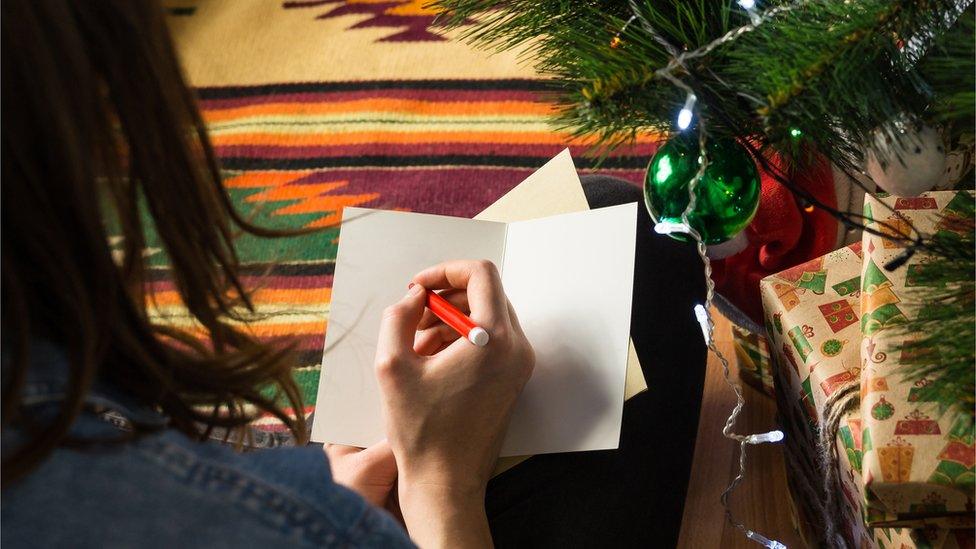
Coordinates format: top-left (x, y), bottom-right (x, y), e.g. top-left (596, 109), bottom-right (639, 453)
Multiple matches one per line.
top-left (485, 175), bottom-right (708, 548)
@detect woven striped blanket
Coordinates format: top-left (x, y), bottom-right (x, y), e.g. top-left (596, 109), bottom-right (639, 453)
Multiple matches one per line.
top-left (160, 1), bottom-right (657, 431)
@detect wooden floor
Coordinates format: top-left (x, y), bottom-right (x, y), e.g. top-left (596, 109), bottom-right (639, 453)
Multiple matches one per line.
top-left (677, 311), bottom-right (805, 548)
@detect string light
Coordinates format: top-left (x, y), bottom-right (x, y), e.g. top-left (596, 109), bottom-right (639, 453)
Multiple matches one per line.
top-left (629, 2), bottom-right (796, 546)
top-left (677, 93), bottom-right (697, 130)
top-left (737, 0), bottom-right (761, 24)
top-left (610, 15), bottom-right (638, 49)
top-left (745, 430), bottom-right (784, 444)
top-left (694, 304), bottom-right (712, 344)
top-left (653, 220), bottom-right (694, 236)
top-left (746, 530), bottom-right (789, 549)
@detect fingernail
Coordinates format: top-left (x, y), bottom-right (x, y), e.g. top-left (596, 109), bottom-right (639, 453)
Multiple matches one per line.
top-left (406, 283), bottom-right (423, 297)
top-left (407, 283), bottom-right (415, 289)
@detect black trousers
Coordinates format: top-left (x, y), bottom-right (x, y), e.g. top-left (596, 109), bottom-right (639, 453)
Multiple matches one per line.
top-left (485, 176), bottom-right (708, 548)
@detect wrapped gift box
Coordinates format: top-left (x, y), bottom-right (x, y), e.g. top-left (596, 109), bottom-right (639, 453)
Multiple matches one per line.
top-left (761, 243), bottom-right (870, 546)
top-left (761, 191), bottom-right (975, 547)
top-left (761, 243), bottom-right (864, 427)
top-left (858, 191), bottom-right (975, 529)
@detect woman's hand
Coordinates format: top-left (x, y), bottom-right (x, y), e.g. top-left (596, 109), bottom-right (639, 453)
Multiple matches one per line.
top-left (324, 441), bottom-right (402, 523)
top-left (374, 260), bottom-right (535, 548)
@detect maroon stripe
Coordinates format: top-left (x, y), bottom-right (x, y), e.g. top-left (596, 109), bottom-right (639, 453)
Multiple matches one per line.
top-left (199, 89), bottom-right (554, 110)
top-left (147, 275), bottom-right (334, 294)
top-left (232, 165), bottom-right (650, 218)
top-left (257, 336), bottom-right (324, 355)
top-left (284, 331), bottom-right (325, 352)
top-left (214, 142), bottom-right (653, 161)
top-left (292, 336), bottom-right (325, 352)
top-left (147, 280), bottom-right (181, 293)
top-left (238, 274), bottom-right (334, 290)
top-left (288, 166), bottom-right (537, 217)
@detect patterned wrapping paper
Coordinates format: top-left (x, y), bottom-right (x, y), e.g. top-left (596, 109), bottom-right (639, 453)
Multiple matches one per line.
top-left (760, 243), bottom-right (870, 545)
top-left (760, 231), bottom-right (975, 547)
top-left (859, 191), bottom-right (976, 529)
top-left (732, 323), bottom-right (775, 396)
top-left (760, 242), bottom-right (865, 428)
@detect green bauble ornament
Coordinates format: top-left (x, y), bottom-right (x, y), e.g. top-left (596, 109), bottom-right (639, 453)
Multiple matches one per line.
top-left (644, 133), bottom-right (761, 244)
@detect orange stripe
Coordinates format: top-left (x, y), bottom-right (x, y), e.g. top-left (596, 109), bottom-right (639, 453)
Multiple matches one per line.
top-left (386, 0), bottom-right (440, 16)
top-left (173, 321), bottom-right (327, 339)
top-left (246, 321), bottom-right (326, 337)
top-left (274, 194), bottom-right (380, 215)
top-left (245, 181), bottom-right (347, 202)
top-left (224, 170), bottom-right (313, 188)
top-left (151, 287), bottom-right (332, 307)
top-left (203, 99), bottom-right (557, 121)
top-left (211, 130), bottom-right (661, 147)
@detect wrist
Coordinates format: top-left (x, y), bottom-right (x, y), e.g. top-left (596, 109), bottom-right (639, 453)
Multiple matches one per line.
top-left (398, 479), bottom-right (490, 548)
top-left (398, 476), bottom-right (485, 513)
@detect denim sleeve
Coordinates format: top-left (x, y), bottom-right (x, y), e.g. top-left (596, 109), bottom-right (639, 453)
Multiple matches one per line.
top-left (2, 419), bottom-right (415, 549)
top-left (132, 432), bottom-right (417, 548)
top-left (222, 439), bottom-right (416, 548)
top-left (2, 341), bottom-right (416, 548)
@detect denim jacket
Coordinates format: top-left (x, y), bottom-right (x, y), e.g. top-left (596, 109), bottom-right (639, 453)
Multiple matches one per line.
top-left (1, 342), bottom-right (414, 548)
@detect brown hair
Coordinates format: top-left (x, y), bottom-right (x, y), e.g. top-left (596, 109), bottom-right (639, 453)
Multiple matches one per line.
top-left (2, 0), bottom-right (308, 480)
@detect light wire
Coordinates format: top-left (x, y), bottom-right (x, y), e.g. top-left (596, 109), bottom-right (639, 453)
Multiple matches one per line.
top-left (626, 2), bottom-right (790, 547)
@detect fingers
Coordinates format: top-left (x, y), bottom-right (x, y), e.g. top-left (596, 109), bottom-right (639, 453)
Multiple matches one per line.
top-left (411, 260), bottom-right (508, 327)
top-left (324, 440), bottom-right (396, 474)
top-left (357, 439), bottom-right (396, 470)
top-left (375, 284), bottom-right (427, 375)
top-left (413, 323), bottom-right (461, 356)
top-left (417, 289), bottom-right (468, 330)
top-left (324, 440), bottom-right (398, 509)
top-left (324, 443), bottom-right (360, 459)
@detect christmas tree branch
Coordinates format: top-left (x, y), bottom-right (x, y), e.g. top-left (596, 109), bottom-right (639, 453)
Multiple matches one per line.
top-left (435, 0), bottom-right (970, 170)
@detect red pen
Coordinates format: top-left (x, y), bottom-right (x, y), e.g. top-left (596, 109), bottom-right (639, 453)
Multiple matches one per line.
top-left (419, 287), bottom-right (490, 347)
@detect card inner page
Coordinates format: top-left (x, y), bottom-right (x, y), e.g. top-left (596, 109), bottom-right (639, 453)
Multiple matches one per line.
top-left (311, 207), bottom-right (507, 446)
top-left (499, 203), bottom-right (637, 455)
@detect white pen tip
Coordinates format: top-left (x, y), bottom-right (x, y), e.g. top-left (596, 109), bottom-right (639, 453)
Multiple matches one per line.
top-left (468, 327), bottom-right (490, 347)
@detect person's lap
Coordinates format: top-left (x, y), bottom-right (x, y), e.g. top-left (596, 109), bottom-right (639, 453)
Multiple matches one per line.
top-left (485, 175), bottom-right (708, 548)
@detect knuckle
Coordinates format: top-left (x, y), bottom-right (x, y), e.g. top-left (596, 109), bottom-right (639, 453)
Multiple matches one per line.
top-left (381, 303), bottom-right (403, 321)
top-left (374, 353), bottom-right (401, 378)
top-left (487, 325), bottom-right (510, 344)
top-left (474, 259), bottom-right (498, 276)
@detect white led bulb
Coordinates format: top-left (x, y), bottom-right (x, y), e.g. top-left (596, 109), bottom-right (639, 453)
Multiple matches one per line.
top-left (694, 304), bottom-right (711, 344)
top-left (676, 93), bottom-right (697, 130)
top-left (746, 430), bottom-right (784, 444)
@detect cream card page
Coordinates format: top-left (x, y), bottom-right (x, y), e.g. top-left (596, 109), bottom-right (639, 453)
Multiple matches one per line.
top-left (312, 200), bottom-right (638, 456)
top-left (475, 150), bottom-right (645, 403)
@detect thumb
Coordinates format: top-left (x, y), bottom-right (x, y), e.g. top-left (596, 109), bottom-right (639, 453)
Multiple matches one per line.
top-left (376, 283), bottom-right (427, 360)
top-left (357, 439), bottom-right (397, 477)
